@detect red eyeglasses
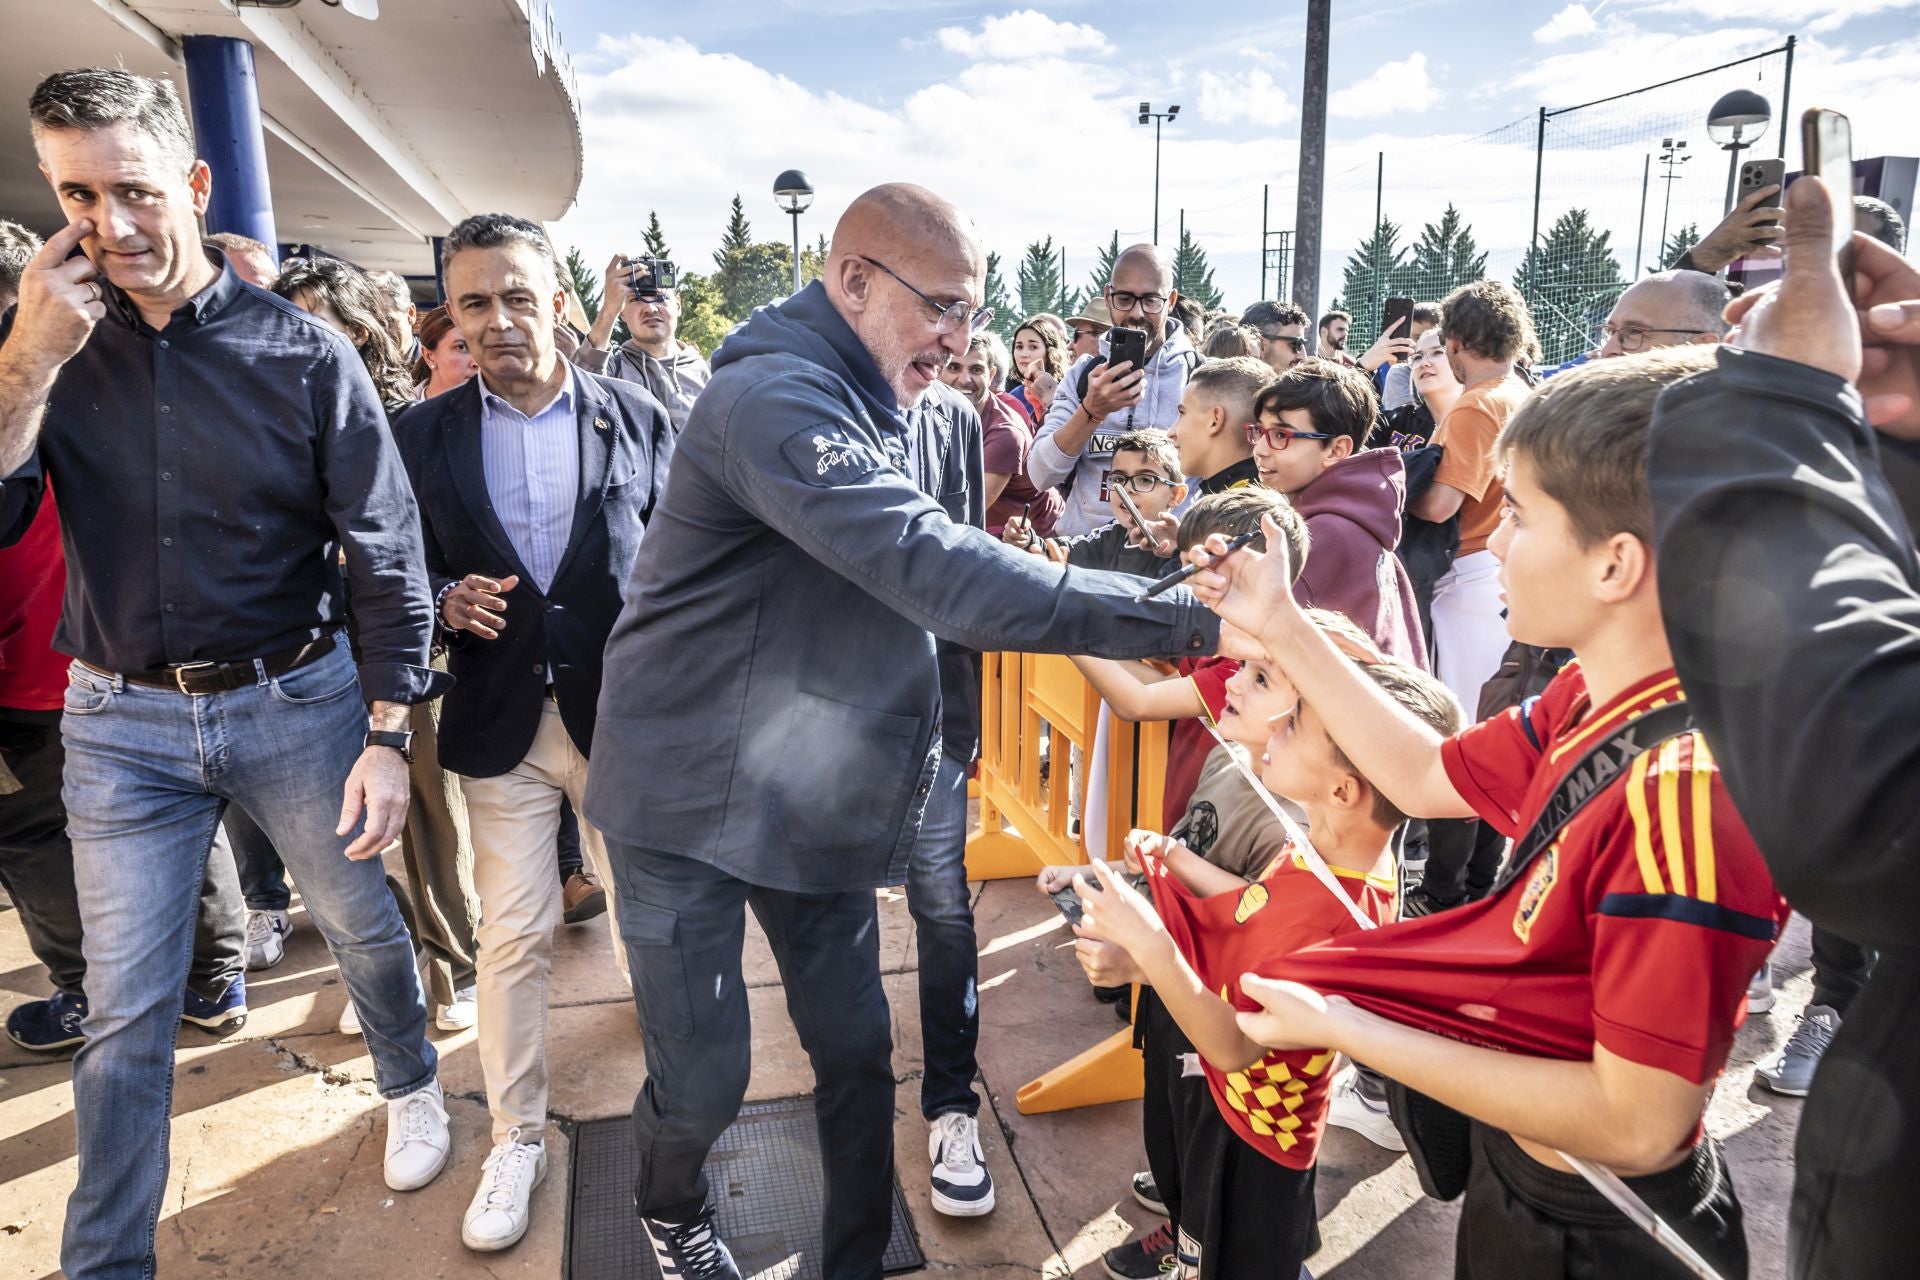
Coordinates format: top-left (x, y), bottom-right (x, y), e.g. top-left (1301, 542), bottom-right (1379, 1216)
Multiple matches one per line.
top-left (1244, 423), bottom-right (1334, 449)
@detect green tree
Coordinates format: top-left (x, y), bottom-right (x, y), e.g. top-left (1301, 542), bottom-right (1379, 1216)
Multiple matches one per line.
top-left (713, 241), bottom-right (794, 318)
top-left (643, 211), bottom-right (671, 260)
top-left (1171, 228), bottom-right (1224, 309)
top-left (714, 194), bottom-right (753, 270)
top-left (1406, 204), bottom-right (1488, 303)
top-left (1659, 222), bottom-right (1701, 270)
top-left (564, 245), bottom-right (626, 345)
top-left (1017, 237), bottom-right (1071, 319)
top-left (674, 272), bottom-right (733, 357)
top-left (800, 233), bottom-right (831, 286)
top-left (1514, 208), bottom-right (1627, 364)
top-left (984, 251), bottom-right (1017, 342)
top-left (1332, 219), bottom-right (1416, 351)
top-left (1084, 231), bottom-right (1122, 301)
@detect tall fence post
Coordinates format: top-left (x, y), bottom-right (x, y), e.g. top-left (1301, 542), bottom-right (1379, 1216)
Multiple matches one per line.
top-left (1373, 151), bottom-right (1385, 317)
top-left (1634, 153), bottom-right (1650, 278)
top-left (1778, 34), bottom-right (1796, 159)
top-left (1527, 105), bottom-right (1547, 307)
top-left (1261, 183), bottom-right (1269, 299)
top-left (1293, 0), bottom-right (1331, 328)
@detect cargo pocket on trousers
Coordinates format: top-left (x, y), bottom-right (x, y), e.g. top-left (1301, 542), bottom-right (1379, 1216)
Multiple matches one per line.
top-left (617, 897), bottom-right (694, 1043)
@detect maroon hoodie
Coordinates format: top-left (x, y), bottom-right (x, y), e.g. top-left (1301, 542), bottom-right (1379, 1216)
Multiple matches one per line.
top-left (1290, 448), bottom-right (1428, 668)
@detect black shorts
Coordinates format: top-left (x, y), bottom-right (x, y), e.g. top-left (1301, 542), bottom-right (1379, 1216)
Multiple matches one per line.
top-left (1456, 1123), bottom-right (1748, 1280)
top-left (1138, 989), bottom-right (1321, 1278)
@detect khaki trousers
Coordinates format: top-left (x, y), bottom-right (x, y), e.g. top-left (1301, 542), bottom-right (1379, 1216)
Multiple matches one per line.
top-left (459, 700), bottom-right (625, 1144)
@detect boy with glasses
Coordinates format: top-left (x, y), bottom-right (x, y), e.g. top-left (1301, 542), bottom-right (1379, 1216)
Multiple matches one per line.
top-left (1030, 244), bottom-right (1201, 536)
top-left (1003, 429), bottom-right (1186, 579)
top-left (1249, 359), bottom-right (1425, 666)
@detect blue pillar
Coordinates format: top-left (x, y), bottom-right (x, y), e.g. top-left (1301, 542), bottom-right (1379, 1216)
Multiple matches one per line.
top-left (181, 36), bottom-right (278, 253)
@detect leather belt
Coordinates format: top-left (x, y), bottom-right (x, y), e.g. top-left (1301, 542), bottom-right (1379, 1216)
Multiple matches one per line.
top-left (88, 634), bottom-right (340, 696)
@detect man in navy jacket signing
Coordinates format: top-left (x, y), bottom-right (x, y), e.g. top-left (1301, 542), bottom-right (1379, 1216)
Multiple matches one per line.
top-left (585, 184), bottom-right (1218, 1280)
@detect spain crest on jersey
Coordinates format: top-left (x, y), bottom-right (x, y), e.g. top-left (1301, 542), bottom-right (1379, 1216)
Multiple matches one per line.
top-left (1512, 845), bottom-right (1559, 943)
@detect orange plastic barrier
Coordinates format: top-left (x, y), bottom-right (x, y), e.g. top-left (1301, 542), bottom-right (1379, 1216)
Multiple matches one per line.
top-left (965, 652), bottom-right (1171, 1114)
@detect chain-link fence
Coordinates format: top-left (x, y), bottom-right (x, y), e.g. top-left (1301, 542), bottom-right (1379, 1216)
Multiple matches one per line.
top-left (1323, 41), bottom-right (1793, 364)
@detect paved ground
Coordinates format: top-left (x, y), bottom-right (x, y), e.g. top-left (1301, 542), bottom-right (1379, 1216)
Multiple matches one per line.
top-left (1, 847), bottom-right (1810, 1279)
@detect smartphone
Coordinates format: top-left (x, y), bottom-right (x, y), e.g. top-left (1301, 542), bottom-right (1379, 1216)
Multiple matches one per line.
top-left (1051, 883), bottom-right (1100, 927)
top-left (1801, 108), bottom-right (1854, 255)
top-left (1382, 297), bottom-right (1414, 361)
top-left (1105, 326), bottom-right (1148, 375)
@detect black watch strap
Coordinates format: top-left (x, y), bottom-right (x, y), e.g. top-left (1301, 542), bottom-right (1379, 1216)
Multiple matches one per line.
top-left (364, 729), bottom-right (415, 763)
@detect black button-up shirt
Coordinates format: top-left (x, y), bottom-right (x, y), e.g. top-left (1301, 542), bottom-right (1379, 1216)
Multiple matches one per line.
top-left (0, 252), bottom-right (448, 705)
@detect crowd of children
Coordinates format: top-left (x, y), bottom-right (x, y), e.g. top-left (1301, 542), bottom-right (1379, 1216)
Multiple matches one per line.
top-left (988, 276), bottom-right (1797, 1280)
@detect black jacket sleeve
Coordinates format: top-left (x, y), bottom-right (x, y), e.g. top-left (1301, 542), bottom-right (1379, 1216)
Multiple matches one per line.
top-left (1650, 346), bottom-right (1920, 950)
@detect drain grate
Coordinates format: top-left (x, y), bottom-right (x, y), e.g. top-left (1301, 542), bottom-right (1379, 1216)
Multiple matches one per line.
top-left (567, 1097), bottom-right (925, 1278)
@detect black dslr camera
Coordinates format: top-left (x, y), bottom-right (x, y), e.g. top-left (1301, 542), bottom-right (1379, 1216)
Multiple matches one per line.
top-left (625, 255), bottom-right (677, 297)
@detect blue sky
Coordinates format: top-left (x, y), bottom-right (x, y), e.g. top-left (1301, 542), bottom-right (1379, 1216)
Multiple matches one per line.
top-left (547, 1), bottom-right (1920, 312)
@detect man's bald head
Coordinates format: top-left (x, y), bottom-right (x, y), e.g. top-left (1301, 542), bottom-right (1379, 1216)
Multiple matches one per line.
top-left (1111, 243), bottom-right (1173, 293)
top-left (1599, 270), bottom-right (1728, 357)
top-left (825, 183), bottom-right (987, 407)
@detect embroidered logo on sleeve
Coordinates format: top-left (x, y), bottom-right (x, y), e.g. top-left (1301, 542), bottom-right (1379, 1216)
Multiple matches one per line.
top-left (781, 424), bottom-right (885, 486)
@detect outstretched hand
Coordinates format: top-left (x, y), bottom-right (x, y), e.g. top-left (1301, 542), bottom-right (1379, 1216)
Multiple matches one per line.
top-left (1183, 513), bottom-right (1302, 640)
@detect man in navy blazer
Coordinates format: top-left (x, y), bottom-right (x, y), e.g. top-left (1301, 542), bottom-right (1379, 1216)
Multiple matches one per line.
top-left (391, 214), bottom-right (672, 1255)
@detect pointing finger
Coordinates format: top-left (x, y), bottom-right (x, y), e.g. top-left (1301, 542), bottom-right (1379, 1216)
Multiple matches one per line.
top-left (34, 218), bottom-right (94, 265)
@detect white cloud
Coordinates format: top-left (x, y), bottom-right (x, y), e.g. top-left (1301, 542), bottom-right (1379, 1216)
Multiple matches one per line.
top-left (935, 9), bottom-right (1111, 61)
top-left (1534, 4), bottom-right (1599, 43)
top-left (1194, 68), bottom-right (1297, 128)
top-left (1329, 53), bottom-right (1441, 119)
top-left (1624, 0), bottom-right (1918, 36)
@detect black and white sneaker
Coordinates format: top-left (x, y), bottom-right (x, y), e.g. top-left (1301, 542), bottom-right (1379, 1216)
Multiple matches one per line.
top-left (1129, 1169), bottom-right (1166, 1216)
top-left (928, 1111), bottom-right (996, 1216)
top-left (642, 1204), bottom-right (740, 1279)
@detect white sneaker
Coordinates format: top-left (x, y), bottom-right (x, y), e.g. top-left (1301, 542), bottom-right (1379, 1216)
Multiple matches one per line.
top-left (1327, 1067), bottom-right (1406, 1151)
top-left (243, 909), bottom-right (291, 970)
top-left (385, 1079), bottom-right (451, 1191)
top-left (338, 997), bottom-right (361, 1036)
top-left (436, 985), bottom-right (478, 1032)
top-left (462, 1129), bottom-right (547, 1251)
top-left (927, 1111), bottom-right (995, 1216)
top-left (1747, 960), bottom-right (1776, 1015)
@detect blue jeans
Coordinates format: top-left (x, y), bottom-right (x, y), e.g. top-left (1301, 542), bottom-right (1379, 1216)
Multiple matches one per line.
top-left (905, 751), bottom-right (980, 1119)
top-left (57, 646), bottom-right (436, 1280)
top-left (223, 803), bottom-right (292, 911)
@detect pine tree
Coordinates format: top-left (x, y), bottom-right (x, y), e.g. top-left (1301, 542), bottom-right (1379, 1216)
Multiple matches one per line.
top-left (1171, 229), bottom-right (1224, 309)
top-left (984, 251), bottom-right (1017, 342)
top-left (1659, 223), bottom-right (1701, 270)
top-left (1406, 205), bottom-right (1487, 303)
top-left (713, 241), bottom-right (794, 319)
top-left (563, 247), bottom-right (602, 321)
top-left (642, 211), bottom-right (671, 260)
top-left (1333, 219), bottom-right (1415, 351)
top-left (713, 195), bottom-right (753, 272)
top-left (1085, 231), bottom-right (1122, 301)
top-left (1017, 237), bottom-right (1070, 318)
top-left (1514, 208), bottom-right (1627, 364)
top-left (800, 233), bottom-right (831, 286)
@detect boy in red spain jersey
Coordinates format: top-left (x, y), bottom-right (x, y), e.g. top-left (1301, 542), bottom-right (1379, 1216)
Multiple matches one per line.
top-left (1186, 346), bottom-right (1790, 1279)
top-left (1056, 654), bottom-right (1462, 1279)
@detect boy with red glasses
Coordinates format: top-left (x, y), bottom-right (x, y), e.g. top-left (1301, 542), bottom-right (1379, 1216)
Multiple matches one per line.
top-left (1248, 358), bottom-right (1425, 667)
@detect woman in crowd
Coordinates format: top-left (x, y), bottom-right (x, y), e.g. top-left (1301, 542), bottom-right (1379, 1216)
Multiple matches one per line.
top-left (1375, 324), bottom-right (1462, 451)
top-left (413, 304), bottom-right (478, 400)
top-left (273, 257), bottom-right (418, 416)
top-left (1009, 316), bottom-right (1071, 425)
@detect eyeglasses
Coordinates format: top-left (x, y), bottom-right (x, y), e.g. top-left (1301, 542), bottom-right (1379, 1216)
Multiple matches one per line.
top-left (1410, 346), bottom-right (1445, 363)
top-left (856, 255), bottom-right (992, 335)
top-left (1258, 331), bottom-right (1307, 351)
top-left (1107, 290), bottom-right (1169, 315)
top-left (1597, 323), bottom-right (1709, 353)
top-left (1110, 471), bottom-right (1178, 495)
top-left (1245, 424), bottom-right (1334, 450)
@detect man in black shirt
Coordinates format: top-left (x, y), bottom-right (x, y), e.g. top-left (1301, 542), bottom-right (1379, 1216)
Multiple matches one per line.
top-left (0, 69), bottom-right (454, 1279)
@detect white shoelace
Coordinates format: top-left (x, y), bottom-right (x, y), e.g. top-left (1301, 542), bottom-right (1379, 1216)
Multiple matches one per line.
top-left (935, 1113), bottom-right (979, 1174)
top-left (396, 1089), bottom-right (447, 1144)
top-left (481, 1135), bottom-right (540, 1210)
top-left (244, 913), bottom-right (278, 947)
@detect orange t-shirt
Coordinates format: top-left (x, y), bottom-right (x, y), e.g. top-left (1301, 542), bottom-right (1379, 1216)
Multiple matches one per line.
top-left (1432, 374), bottom-right (1532, 555)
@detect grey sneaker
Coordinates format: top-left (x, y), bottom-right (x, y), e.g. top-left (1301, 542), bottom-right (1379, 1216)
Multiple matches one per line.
top-left (1746, 960), bottom-right (1775, 1014)
top-left (1756, 1004), bottom-right (1840, 1097)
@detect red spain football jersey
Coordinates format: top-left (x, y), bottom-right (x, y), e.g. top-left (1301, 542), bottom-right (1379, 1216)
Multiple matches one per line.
top-left (1161, 655), bottom-right (1238, 831)
top-left (1270, 663), bottom-right (1788, 1086)
top-left (1150, 850), bottom-right (1396, 1170)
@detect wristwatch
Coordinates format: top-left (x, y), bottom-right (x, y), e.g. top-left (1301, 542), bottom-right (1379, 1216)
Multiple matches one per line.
top-left (364, 729), bottom-right (415, 763)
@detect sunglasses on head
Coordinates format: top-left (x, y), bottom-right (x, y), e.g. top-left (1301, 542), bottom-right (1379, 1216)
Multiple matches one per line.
top-left (1244, 423), bottom-right (1334, 449)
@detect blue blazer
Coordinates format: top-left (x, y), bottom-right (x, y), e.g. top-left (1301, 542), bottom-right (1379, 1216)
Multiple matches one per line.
top-left (392, 371), bottom-right (673, 778)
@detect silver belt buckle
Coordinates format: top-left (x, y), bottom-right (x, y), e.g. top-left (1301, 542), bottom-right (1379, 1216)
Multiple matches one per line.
top-left (171, 660), bottom-right (220, 695)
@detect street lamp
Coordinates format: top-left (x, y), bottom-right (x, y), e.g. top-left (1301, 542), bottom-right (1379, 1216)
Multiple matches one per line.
top-left (773, 169), bottom-right (814, 295)
top-left (1657, 137), bottom-right (1690, 265)
top-left (1708, 89), bottom-right (1771, 215)
top-left (1137, 102), bottom-right (1180, 245)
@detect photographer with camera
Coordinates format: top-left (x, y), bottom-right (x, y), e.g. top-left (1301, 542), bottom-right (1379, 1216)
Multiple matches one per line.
top-left (577, 252), bottom-right (711, 431)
